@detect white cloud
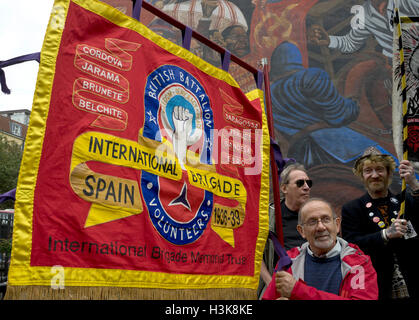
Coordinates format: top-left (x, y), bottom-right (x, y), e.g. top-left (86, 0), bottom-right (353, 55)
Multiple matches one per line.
top-left (0, 0), bottom-right (54, 112)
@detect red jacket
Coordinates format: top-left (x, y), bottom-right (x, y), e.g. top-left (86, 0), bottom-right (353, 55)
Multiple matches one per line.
top-left (262, 238), bottom-right (378, 300)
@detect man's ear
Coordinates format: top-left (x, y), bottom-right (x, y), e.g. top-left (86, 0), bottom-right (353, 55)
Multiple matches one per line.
top-left (335, 217), bottom-right (341, 234)
top-left (280, 183), bottom-right (287, 195)
top-left (297, 224), bottom-right (306, 239)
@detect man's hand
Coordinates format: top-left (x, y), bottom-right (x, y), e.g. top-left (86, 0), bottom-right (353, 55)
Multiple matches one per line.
top-left (386, 219), bottom-right (408, 239)
top-left (275, 271), bottom-right (296, 298)
top-left (308, 24), bottom-right (330, 46)
top-left (399, 160), bottom-right (419, 190)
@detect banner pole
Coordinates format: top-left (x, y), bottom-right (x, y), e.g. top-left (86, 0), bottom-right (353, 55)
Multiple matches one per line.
top-left (132, 0), bottom-right (142, 21)
top-left (261, 58), bottom-right (284, 245)
top-left (394, 4), bottom-right (407, 218)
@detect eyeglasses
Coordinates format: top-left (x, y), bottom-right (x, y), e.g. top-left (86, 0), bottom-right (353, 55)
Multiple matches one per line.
top-left (295, 179), bottom-right (313, 188)
top-left (303, 216), bottom-right (334, 227)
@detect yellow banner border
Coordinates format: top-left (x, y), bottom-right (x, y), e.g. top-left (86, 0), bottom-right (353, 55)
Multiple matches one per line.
top-left (8, 0), bottom-right (72, 286)
top-left (246, 89), bottom-right (270, 289)
top-left (8, 0), bottom-right (270, 291)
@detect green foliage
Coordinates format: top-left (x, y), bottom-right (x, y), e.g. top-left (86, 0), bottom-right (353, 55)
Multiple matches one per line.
top-left (0, 136), bottom-right (23, 209)
top-left (0, 238), bottom-right (12, 255)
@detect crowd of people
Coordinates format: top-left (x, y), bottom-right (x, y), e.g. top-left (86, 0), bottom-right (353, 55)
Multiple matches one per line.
top-left (261, 146), bottom-right (419, 300)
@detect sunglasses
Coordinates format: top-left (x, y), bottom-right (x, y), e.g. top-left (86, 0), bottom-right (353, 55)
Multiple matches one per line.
top-left (295, 179), bottom-right (313, 188)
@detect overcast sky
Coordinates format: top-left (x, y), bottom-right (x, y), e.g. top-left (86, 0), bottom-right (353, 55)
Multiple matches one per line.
top-left (0, 0), bottom-right (54, 112)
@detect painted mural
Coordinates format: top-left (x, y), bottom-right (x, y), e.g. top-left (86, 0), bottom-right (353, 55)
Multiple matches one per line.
top-left (138, 0), bottom-right (419, 215)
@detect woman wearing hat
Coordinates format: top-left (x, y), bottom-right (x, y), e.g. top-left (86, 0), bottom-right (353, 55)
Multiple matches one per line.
top-left (341, 146), bottom-right (419, 299)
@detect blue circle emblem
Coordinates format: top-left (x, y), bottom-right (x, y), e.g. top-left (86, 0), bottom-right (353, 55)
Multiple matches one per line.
top-left (142, 65), bottom-right (214, 245)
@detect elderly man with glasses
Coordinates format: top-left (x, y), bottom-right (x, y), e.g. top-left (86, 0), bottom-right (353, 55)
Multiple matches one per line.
top-left (263, 198), bottom-right (378, 300)
top-left (259, 163), bottom-right (311, 296)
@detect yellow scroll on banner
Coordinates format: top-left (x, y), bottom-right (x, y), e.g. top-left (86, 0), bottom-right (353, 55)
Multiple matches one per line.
top-left (69, 130), bottom-right (247, 233)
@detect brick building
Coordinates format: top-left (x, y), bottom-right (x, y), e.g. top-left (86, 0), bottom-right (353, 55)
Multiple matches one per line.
top-left (0, 109), bottom-right (30, 149)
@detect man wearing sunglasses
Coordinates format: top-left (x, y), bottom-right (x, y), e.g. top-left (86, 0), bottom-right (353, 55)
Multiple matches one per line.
top-left (263, 198), bottom-right (378, 300)
top-left (279, 163), bottom-right (312, 250)
top-left (341, 147), bottom-right (419, 299)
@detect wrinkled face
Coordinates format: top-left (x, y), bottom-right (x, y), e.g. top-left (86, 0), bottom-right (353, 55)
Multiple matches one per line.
top-left (224, 26), bottom-right (250, 57)
top-left (297, 200), bottom-right (340, 256)
top-left (281, 170), bottom-right (311, 209)
top-left (361, 160), bottom-right (390, 194)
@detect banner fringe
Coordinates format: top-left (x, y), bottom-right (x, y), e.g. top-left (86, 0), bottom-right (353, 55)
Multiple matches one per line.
top-left (4, 286), bottom-right (257, 300)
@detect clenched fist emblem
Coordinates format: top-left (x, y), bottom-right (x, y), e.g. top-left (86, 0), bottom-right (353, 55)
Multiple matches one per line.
top-left (172, 106), bottom-right (193, 168)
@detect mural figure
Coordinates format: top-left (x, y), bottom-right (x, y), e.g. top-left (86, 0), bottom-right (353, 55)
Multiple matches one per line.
top-left (151, 0), bottom-right (250, 69)
top-left (143, 0), bottom-right (419, 213)
top-left (269, 41), bottom-right (391, 169)
top-left (308, 0), bottom-right (419, 166)
top-left (309, 0), bottom-right (419, 60)
top-left (221, 24), bottom-right (251, 58)
top-left (148, 19), bottom-right (182, 45)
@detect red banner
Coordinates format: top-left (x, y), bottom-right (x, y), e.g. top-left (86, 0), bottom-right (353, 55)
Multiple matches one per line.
top-left (8, 0), bottom-right (269, 297)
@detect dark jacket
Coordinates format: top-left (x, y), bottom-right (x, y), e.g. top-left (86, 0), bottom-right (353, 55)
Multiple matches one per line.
top-left (341, 191), bottom-right (419, 299)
